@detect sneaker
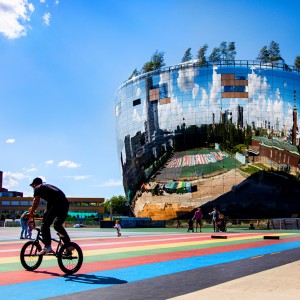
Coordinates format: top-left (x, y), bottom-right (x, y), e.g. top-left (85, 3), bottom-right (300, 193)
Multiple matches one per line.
top-left (64, 246), bottom-right (74, 256)
top-left (38, 246), bottom-right (53, 255)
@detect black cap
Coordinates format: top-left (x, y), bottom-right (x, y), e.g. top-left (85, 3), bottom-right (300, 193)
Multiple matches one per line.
top-left (29, 177), bottom-right (43, 187)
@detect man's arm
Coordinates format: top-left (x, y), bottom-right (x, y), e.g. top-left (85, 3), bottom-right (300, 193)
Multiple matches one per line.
top-left (29, 196), bottom-right (41, 216)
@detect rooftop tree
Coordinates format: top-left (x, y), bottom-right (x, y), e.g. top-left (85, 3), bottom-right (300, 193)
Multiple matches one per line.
top-left (181, 48), bottom-right (192, 62)
top-left (141, 50), bottom-right (166, 74)
top-left (257, 41), bottom-right (283, 63)
top-left (257, 45), bottom-right (269, 62)
top-left (209, 47), bottom-right (221, 62)
top-left (128, 68), bottom-right (140, 80)
top-left (268, 40), bottom-right (281, 61)
top-left (197, 44), bottom-right (208, 66)
top-left (294, 56), bottom-right (300, 69)
top-left (227, 42), bottom-right (236, 60)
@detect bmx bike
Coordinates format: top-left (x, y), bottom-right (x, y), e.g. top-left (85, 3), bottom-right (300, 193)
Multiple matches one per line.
top-left (20, 228), bottom-right (83, 274)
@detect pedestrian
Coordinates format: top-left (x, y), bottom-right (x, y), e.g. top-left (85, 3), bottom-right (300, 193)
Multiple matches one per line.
top-left (192, 207), bottom-right (203, 232)
top-left (266, 219), bottom-right (271, 230)
top-left (26, 216), bottom-right (35, 239)
top-left (114, 220), bottom-right (121, 237)
top-left (187, 219), bottom-right (194, 232)
top-left (20, 210), bottom-right (29, 239)
top-left (209, 207), bottom-right (220, 232)
top-left (176, 218), bottom-right (182, 228)
top-left (28, 177), bottom-right (72, 255)
top-left (249, 220), bottom-right (255, 230)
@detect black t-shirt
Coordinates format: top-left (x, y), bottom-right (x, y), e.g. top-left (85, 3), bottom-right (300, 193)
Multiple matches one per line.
top-left (34, 183), bottom-right (68, 205)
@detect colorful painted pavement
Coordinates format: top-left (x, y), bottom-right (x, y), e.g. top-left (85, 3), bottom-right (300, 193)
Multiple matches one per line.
top-left (166, 151), bottom-right (228, 168)
top-left (0, 227), bottom-right (300, 299)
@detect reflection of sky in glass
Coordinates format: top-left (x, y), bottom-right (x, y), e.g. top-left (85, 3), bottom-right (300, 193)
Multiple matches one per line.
top-left (115, 64), bottom-right (300, 160)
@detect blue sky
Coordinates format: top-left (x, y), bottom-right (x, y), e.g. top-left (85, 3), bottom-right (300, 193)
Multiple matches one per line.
top-left (0, 0), bottom-right (300, 200)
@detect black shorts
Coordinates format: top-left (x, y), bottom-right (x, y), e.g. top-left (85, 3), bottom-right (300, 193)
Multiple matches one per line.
top-left (195, 219), bottom-right (202, 225)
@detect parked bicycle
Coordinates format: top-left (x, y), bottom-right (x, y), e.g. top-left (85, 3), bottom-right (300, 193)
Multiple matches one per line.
top-left (20, 228), bottom-right (83, 274)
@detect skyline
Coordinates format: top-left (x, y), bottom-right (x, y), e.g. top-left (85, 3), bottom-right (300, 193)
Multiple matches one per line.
top-left (1, 0), bottom-right (300, 199)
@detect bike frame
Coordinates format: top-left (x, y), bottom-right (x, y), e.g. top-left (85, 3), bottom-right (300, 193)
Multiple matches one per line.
top-left (32, 228), bottom-right (64, 257)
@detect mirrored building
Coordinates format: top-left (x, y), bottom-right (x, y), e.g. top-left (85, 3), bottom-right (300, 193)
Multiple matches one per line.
top-left (115, 60), bottom-right (300, 201)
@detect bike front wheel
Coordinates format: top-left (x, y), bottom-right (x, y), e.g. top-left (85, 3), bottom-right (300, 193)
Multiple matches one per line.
top-left (57, 242), bottom-right (83, 274)
top-left (20, 241), bottom-right (43, 271)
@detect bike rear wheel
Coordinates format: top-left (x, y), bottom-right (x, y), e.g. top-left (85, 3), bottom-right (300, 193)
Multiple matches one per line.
top-left (57, 242), bottom-right (83, 274)
top-left (20, 241), bottom-right (43, 271)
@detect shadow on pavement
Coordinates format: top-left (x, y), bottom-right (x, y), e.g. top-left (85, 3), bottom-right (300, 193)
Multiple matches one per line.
top-left (64, 273), bottom-right (128, 285)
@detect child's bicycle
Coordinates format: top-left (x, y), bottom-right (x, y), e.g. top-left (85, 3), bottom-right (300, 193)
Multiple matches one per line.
top-left (20, 228), bottom-right (83, 274)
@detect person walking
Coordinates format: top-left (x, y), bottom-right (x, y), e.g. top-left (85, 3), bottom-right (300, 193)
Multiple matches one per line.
top-left (20, 210), bottom-right (29, 239)
top-left (192, 207), bottom-right (203, 232)
top-left (209, 207), bottom-right (220, 232)
top-left (114, 220), bottom-right (121, 237)
top-left (28, 177), bottom-right (71, 255)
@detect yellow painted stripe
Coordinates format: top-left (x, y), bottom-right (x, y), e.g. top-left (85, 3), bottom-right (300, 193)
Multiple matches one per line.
top-left (0, 233), bottom-right (293, 265)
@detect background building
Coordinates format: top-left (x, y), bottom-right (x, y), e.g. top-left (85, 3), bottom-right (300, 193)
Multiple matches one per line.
top-left (0, 171), bottom-right (105, 219)
top-left (115, 60), bottom-right (300, 214)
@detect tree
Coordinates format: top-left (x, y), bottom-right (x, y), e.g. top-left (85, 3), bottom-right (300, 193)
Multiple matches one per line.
top-left (197, 44), bottom-right (208, 66)
top-left (227, 42), bottom-right (236, 61)
top-left (268, 40), bottom-right (281, 61)
top-left (220, 41), bottom-right (228, 61)
top-left (294, 56), bottom-right (300, 69)
top-left (181, 48), bottom-right (192, 62)
top-left (104, 195), bottom-right (128, 216)
top-left (209, 47), bottom-right (221, 62)
top-left (128, 68), bottom-right (140, 80)
top-left (141, 61), bottom-right (155, 73)
top-left (141, 50), bottom-right (165, 74)
top-left (152, 50), bottom-right (166, 70)
top-left (257, 45), bottom-right (269, 63)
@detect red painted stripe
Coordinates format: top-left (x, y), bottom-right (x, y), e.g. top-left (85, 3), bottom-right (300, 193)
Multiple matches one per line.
top-left (0, 233), bottom-right (254, 256)
top-left (1, 235), bottom-right (299, 286)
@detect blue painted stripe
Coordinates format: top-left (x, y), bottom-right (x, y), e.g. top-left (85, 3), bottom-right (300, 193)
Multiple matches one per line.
top-left (3, 240), bottom-right (300, 299)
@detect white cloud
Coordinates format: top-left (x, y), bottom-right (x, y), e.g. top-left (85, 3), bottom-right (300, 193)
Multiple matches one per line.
top-left (42, 12), bottom-right (50, 26)
top-left (58, 160), bottom-right (81, 168)
top-left (3, 171), bottom-right (27, 188)
top-left (65, 175), bottom-right (90, 181)
top-left (98, 179), bottom-right (123, 187)
top-left (26, 167), bottom-right (37, 172)
top-left (5, 138), bottom-right (15, 143)
top-left (0, 0), bottom-right (35, 39)
top-left (45, 160), bottom-right (54, 166)
top-left (177, 67), bottom-right (196, 91)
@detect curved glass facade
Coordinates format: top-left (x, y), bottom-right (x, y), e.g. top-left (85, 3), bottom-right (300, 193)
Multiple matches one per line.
top-left (115, 60), bottom-right (300, 200)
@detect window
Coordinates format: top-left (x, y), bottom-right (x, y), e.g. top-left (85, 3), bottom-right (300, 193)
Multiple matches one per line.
top-left (133, 98), bottom-right (141, 106)
top-left (223, 86), bottom-right (246, 92)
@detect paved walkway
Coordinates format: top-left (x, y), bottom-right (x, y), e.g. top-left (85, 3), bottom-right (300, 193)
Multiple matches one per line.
top-left (0, 227), bottom-right (299, 299)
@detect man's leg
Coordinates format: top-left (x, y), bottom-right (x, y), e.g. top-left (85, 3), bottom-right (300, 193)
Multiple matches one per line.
top-left (41, 209), bottom-right (56, 247)
top-left (53, 207), bottom-right (70, 246)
